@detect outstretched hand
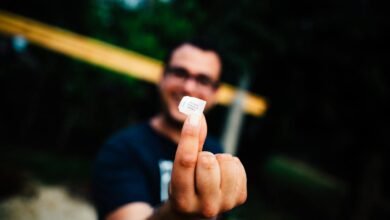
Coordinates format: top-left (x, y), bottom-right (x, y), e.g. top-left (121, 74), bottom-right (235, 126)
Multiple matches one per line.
top-left (168, 113), bottom-right (247, 218)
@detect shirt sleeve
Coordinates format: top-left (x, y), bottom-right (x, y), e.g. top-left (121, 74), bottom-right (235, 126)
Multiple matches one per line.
top-left (92, 136), bottom-right (152, 219)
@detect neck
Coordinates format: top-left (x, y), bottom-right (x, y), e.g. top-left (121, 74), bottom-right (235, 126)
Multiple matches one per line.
top-left (150, 113), bottom-right (182, 144)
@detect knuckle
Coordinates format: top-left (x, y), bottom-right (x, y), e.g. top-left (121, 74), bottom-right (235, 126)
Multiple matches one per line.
top-left (238, 190), bottom-right (248, 205)
top-left (178, 153), bottom-right (197, 168)
top-left (201, 203), bottom-right (219, 218)
top-left (181, 125), bottom-right (197, 137)
top-left (220, 196), bottom-right (237, 212)
top-left (171, 196), bottom-right (193, 213)
top-left (221, 201), bottom-right (235, 213)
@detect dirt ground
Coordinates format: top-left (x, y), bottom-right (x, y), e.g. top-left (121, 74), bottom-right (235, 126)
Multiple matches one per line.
top-left (0, 183), bottom-right (96, 220)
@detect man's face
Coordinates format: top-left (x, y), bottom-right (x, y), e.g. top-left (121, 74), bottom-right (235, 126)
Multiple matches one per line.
top-left (159, 44), bottom-right (221, 124)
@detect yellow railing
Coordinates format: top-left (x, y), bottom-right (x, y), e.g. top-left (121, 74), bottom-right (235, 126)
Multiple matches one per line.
top-left (0, 10), bottom-right (267, 116)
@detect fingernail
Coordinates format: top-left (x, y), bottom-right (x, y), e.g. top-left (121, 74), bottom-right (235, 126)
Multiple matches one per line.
top-left (189, 114), bottom-right (201, 127)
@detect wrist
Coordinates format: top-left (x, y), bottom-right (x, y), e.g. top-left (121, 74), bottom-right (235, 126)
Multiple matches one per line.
top-left (148, 201), bottom-right (183, 220)
top-left (149, 201), bottom-right (213, 220)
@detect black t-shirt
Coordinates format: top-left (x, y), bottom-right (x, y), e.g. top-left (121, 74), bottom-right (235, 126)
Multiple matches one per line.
top-left (92, 122), bottom-right (223, 219)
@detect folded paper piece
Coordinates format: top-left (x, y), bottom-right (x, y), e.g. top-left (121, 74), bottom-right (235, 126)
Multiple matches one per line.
top-left (178, 96), bottom-right (206, 116)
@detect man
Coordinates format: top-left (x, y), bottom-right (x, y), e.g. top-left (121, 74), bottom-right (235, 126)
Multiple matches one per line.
top-left (92, 38), bottom-right (247, 220)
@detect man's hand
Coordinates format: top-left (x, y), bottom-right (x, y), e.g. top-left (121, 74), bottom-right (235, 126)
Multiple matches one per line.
top-left (168, 113), bottom-right (247, 218)
top-left (106, 114), bottom-right (246, 220)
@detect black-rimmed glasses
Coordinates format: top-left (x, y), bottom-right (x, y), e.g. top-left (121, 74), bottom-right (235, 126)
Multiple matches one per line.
top-left (165, 66), bottom-right (219, 89)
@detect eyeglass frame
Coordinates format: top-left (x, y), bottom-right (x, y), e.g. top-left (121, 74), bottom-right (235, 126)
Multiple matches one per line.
top-left (163, 65), bottom-right (220, 90)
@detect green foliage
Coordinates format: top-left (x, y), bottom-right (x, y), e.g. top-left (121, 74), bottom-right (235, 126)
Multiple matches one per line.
top-left (85, 0), bottom-right (204, 60)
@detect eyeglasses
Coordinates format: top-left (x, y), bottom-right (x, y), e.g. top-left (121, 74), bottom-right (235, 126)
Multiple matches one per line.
top-left (165, 66), bottom-right (219, 89)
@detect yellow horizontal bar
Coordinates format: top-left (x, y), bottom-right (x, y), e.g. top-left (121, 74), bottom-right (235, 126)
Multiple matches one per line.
top-left (0, 10), bottom-right (267, 116)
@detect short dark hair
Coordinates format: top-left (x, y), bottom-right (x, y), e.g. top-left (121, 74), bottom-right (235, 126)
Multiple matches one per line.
top-left (163, 37), bottom-right (223, 72)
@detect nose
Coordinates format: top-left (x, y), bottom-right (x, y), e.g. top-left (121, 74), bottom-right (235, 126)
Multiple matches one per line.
top-left (182, 77), bottom-right (198, 94)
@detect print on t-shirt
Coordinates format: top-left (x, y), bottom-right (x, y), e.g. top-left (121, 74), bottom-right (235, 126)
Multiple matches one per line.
top-left (159, 160), bottom-right (173, 202)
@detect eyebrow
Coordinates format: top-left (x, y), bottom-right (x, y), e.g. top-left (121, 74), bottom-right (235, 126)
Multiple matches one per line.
top-left (167, 65), bottom-right (213, 79)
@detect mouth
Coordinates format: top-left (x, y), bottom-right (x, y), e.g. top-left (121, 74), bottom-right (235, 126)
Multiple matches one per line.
top-left (172, 93), bottom-right (185, 106)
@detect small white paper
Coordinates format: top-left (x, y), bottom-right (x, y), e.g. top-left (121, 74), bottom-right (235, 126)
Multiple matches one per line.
top-left (178, 96), bottom-right (206, 116)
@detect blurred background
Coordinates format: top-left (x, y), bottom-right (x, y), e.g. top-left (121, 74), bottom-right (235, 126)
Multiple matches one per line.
top-left (0, 0), bottom-right (388, 219)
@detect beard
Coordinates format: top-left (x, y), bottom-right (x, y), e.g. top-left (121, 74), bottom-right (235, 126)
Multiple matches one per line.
top-left (162, 108), bottom-right (183, 130)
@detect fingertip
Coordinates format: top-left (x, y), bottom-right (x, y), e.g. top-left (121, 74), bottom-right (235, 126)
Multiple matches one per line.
top-left (188, 113), bottom-right (202, 127)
